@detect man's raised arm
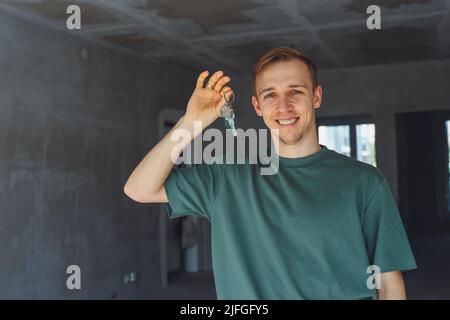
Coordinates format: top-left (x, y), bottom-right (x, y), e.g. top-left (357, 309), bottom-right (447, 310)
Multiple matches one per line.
top-left (123, 70), bottom-right (232, 203)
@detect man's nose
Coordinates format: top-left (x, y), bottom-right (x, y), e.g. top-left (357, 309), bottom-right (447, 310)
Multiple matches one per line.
top-left (276, 95), bottom-right (293, 112)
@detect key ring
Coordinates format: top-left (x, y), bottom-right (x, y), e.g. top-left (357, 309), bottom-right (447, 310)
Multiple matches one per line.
top-left (224, 91), bottom-right (234, 104)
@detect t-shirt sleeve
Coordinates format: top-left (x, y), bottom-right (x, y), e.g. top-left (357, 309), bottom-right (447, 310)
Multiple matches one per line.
top-left (164, 163), bottom-right (223, 221)
top-left (362, 177), bottom-right (417, 273)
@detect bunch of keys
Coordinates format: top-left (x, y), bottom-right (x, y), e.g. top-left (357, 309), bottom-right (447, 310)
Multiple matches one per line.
top-left (219, 92), bottom-right (237, 136)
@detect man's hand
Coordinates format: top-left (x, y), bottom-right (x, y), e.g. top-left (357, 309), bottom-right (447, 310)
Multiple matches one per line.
top-left (377, 271), bottom-right (407, 300)
top-left (123, 70), bottom-right (232, 203)
top-left (184, 70), bottom-right (233, 128)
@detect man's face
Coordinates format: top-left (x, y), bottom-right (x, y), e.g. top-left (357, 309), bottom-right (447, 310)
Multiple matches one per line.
top-left (252, 59), bottom-right (322, 146)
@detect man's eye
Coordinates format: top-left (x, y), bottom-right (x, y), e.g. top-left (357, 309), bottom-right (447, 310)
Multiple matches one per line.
top-left (291, 90), bottom-right (302, 95)
top-left (264, 92), bottom-right (276, 99)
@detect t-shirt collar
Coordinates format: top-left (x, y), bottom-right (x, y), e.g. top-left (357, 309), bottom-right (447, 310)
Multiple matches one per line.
top-left (277, 144), bottom-right (330, 167)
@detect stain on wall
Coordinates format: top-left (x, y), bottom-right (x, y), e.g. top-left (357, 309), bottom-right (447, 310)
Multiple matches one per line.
top-left (102, 33), bottom-right (160, 54)
top-left (135, 0), bottom-right (262, 33)
top-left (344, 0), bottom-right (437, 12)
top-left (13, 0), bottom-right (119, 24)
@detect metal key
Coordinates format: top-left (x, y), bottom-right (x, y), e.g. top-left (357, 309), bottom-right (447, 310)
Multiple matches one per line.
top-left (219, 92), bottom-right (237, 136)
top-left (224, 114), bottom-right (237, 137)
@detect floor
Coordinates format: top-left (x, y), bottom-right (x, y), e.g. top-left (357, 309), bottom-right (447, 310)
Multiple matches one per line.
top-left (154, 271), bottom-right (217, 300)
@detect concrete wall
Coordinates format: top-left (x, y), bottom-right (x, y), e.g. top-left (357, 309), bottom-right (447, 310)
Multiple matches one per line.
top-left (2, 4), bottom-right (450, 299)
top-left (0, 9), bottom-right (193, 299)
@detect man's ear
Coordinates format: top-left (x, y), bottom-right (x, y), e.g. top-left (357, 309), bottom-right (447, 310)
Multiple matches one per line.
top-left (313, 85), bottom-right (323, 110)
top-left (252, 95), bottom-right (263, 117)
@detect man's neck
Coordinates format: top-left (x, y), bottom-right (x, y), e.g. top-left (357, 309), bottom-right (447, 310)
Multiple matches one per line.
top-left (276, 132), bottom-right (322, 158)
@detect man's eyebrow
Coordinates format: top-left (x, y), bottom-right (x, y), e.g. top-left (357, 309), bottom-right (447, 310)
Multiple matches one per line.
top-left (289, 84), bottom-right (308, 88)
top-left (258, 87), bottom-right (275, 96)
top-left (258, 84), bottom-right (308, 96)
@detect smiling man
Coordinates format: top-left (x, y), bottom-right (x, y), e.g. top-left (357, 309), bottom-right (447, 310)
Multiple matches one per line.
top-left (251, 51), bottom-right (322, 159)
top-left (124, 47), bottom-right (417, 300)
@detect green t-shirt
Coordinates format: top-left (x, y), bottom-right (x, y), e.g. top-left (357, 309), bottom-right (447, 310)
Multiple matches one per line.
top-left (164, 145), bottom-right (417, 299)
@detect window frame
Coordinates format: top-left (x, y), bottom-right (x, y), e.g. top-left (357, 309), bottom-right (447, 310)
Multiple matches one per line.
top-left (316, 114), bottom-right (375, 160)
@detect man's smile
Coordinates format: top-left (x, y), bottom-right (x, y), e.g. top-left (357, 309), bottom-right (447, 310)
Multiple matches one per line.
top-left (275, 116), bottom-right (300, 127)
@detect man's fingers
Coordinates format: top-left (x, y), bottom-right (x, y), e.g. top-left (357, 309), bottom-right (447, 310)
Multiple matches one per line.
top-left (205, 70), bottom-right (224, 89)
top-left (196, 71), bottom-right (209, 89)
top-left (213, 76), bottom-right (231, 92)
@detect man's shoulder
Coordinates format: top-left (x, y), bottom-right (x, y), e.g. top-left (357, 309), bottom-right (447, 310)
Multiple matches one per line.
top-left (325, 149), bottom-right (384, 186)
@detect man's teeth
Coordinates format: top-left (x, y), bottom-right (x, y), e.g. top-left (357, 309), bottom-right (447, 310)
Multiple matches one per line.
top-left (277, 118), bottom-right (298, 125)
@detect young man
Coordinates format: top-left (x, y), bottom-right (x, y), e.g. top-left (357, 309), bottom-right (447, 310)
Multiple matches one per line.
top-left (124, 47), bottom-right (417, 300)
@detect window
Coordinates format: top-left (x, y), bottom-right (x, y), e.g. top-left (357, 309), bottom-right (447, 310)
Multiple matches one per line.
top-left (318, 117), bottom-right (376, 167)
top-left (318, 125), bottom-right (351, 157)
top-left (356, 124), bottom-right (376, 166)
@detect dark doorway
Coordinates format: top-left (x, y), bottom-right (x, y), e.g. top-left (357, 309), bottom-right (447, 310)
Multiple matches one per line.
top-left (396, 110), bottom-right (450, 236)
top-left (396, 110), bottom-right (450, 299)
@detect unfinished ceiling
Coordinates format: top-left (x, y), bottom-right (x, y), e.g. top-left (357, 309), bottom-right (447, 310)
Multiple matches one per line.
top-left (1, 0), bottom-right (450, 75)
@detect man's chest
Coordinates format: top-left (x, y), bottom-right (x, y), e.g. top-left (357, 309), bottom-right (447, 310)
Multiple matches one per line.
top-left (217, 173), bottom-right (362, 231)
